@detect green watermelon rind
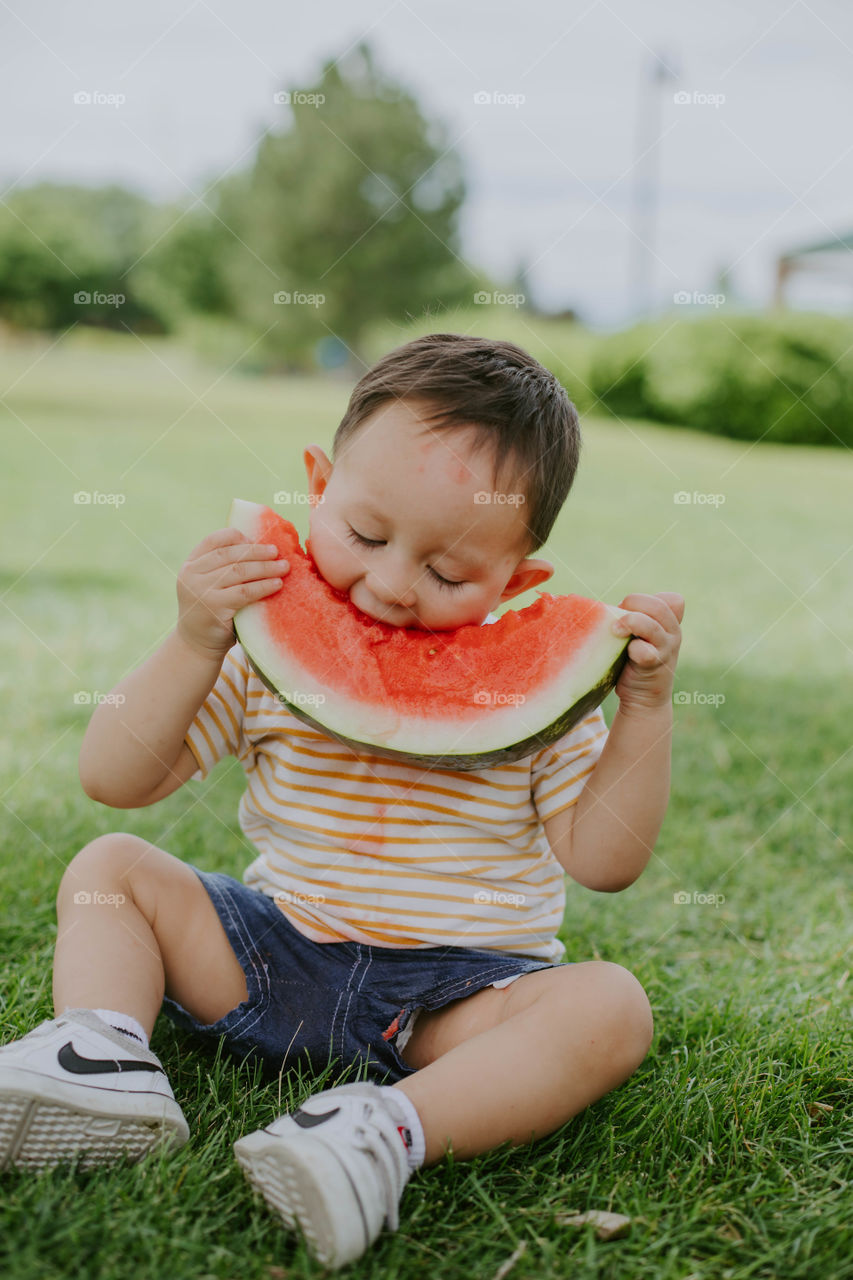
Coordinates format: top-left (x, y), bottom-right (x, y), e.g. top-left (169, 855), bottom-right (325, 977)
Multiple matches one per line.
top-left (238, 636), bottom-right (629, 771)
top-left (234, 601), bottom-right (629, 763)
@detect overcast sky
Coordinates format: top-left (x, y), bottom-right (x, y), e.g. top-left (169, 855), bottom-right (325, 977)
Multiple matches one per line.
top-left (2, 0), bottom-right (852, 326)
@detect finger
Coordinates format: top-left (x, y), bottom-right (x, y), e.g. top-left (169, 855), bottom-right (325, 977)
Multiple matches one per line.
top-left (613, 611), bottom-right (668, 648)
top-left (187, 527), bottom-right (249, 559)
top-left (206, 558), bottom-right (290, 589)
top-left (616, 593), bottom-right (682, 631)
top-left (192, 539), bottom-right (285, 574)
top-left (655, 591), bottom-right (685, 624)
top-left (625, 636), bottom-right (662, 666)
top-left (222, 577), bottom-right (286, 611)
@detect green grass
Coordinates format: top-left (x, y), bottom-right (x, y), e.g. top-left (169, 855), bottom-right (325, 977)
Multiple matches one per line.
top-left (1, 329), bottom-right (851, 1279)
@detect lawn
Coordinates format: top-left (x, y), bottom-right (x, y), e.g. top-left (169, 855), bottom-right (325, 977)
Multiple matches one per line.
top-left (0, 328), bottom-right (851, 1279)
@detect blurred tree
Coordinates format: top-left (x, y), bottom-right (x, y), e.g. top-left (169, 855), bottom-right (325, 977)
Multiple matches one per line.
top-left (217, 41), bottom-right (478, 368)
top-left (0, 183), bottom-right (168, 332)
top-left (0, 43), bottom-right (481, 364)
top-left (131, 200), bottom-right (235, 324)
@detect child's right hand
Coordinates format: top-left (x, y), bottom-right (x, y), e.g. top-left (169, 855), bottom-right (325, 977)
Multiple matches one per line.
top-left (176, 528), bottom-right (290, 659)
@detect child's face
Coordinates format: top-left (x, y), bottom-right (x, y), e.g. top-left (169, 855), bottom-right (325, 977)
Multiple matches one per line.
top-left (303, 398), bottom-right (554, 631)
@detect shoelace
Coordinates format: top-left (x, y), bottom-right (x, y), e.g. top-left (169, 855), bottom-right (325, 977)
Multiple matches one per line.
top-left (348, 1101), bottom-right (407, 1232)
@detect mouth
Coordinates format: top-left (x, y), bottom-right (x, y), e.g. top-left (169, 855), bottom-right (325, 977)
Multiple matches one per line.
top-left (351, 595), bottom-right (421, 629)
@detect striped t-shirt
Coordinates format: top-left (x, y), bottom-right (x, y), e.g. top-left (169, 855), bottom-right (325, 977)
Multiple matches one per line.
top-left (184, 628), bottom-right (609, 963)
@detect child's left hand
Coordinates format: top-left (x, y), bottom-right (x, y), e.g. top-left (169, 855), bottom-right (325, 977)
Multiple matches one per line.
top-left (610, 591), bottom-right (684, 714)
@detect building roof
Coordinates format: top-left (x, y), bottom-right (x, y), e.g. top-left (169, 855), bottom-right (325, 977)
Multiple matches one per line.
top-left (781, 231), bottom-right (853, 261)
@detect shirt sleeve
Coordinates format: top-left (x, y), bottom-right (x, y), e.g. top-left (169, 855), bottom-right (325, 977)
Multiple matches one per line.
top-left (184, 644), bottom-right (253, 781)
top-left (531, 706), bottom-right (609, 823)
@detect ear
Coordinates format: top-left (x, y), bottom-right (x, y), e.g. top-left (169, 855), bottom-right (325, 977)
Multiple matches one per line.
top-left (498, 558), bottom-right (554, 603)
top-left (303, 446), bottom-right (333, 501)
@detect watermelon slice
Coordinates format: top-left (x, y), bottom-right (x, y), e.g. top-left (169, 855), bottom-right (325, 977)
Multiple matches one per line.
top-left (228, 499), bottom-right (630, 770)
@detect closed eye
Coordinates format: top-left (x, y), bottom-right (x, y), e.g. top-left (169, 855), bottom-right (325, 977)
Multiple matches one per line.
top-left (346, 526), bottom-right (384, 548)
top-left (428, 566), bottom-right (466, 591)
top-left (346, 527), bottom-right (467, 591)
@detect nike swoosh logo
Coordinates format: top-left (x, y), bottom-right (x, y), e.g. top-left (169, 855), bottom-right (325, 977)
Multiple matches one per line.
top-left (292, 1106), bottom-right (341, 1128)
top-left (57, 1042), bottom-right (156, 1075)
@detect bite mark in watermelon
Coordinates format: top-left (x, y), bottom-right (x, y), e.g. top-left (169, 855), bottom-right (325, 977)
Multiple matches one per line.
top-left (228, 499), bottom-right (630, 770)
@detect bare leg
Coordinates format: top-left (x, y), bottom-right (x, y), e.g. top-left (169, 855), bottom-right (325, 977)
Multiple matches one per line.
top-left (393, 962), bottom-right (653, 1165)
top-left (53, 833), bottom-right (249, 1038)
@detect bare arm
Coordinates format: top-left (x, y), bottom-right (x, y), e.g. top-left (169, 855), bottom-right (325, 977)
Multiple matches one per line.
top-left (79, 527), bottom-right (290, 809)
top-left (546, 703), bottom-right (672, 890)
top-left (78, 629), bottom-right (226, 808)
top-left (545, 591), bottom-right (684, 892)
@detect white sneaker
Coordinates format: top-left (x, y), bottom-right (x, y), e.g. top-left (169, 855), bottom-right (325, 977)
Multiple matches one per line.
top-left (233, 1081), bottom-right (412, 1269)
top-left (0, 1008), bottom-right (189, 1171)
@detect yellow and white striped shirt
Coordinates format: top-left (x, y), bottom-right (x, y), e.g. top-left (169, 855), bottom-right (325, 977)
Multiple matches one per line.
top-left (185, 635), bottom-right (609, 963)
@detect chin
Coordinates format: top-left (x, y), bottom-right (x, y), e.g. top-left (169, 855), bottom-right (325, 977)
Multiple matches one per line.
top-left (349, 587), bottom-right (483, 632)
top-left (351, 595), bottom-right (416, 628)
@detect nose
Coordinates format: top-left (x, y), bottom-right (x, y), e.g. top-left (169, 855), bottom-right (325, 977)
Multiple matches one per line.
top-left (364, 560), bottom-right (417, 610)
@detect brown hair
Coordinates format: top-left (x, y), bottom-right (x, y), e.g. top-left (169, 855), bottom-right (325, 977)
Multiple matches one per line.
top-left (331, 333), bottom-right (581, 553)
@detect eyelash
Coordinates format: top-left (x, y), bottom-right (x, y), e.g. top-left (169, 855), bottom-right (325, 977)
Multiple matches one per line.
top-left (345, 527), bottom-right (466, 591)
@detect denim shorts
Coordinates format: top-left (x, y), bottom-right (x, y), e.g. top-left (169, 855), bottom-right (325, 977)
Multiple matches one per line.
top-left (160, 866), bottom-right (560, 1085)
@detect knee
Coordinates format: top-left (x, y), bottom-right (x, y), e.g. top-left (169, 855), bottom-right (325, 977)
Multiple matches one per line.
top-left (57, 832), bottom-right (150, 904)
top-left (543, 960), bottom-right (654, 1069)
top-left (593, 961), bottom-right (654, 1067)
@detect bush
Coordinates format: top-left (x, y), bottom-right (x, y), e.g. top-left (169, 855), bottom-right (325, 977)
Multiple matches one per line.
top-left (0, 184), bottom-right (172, 334)
top-left (588, 311), bottom-right (853, 447)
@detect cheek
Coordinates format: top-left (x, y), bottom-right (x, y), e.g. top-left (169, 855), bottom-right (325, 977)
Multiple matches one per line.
top-left (307, 520), bottom-right (360, 591)
top-left (421, 584), bottom-right (493, 630)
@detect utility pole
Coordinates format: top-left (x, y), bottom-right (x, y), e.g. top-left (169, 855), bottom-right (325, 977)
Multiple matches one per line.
top-left (628, 50), bottom-right (678, 321)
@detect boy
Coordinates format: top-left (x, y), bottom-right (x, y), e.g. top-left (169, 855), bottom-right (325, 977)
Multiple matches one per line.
top-left (0, 334), bottom-right (683, 1269)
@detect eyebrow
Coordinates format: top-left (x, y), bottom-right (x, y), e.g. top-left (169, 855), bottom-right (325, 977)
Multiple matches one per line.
top-left (349, 504), bottom-right (485, 574)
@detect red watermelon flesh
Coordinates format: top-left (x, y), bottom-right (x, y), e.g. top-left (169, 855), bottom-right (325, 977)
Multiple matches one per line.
top-left (228, 499), bottom-right (630, 769)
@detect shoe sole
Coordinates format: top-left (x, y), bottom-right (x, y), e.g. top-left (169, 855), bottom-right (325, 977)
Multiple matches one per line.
top-left (234, 1129), bottom-right (370, 1269)
top-left (0, 1066), bottom-right (189, 1172)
